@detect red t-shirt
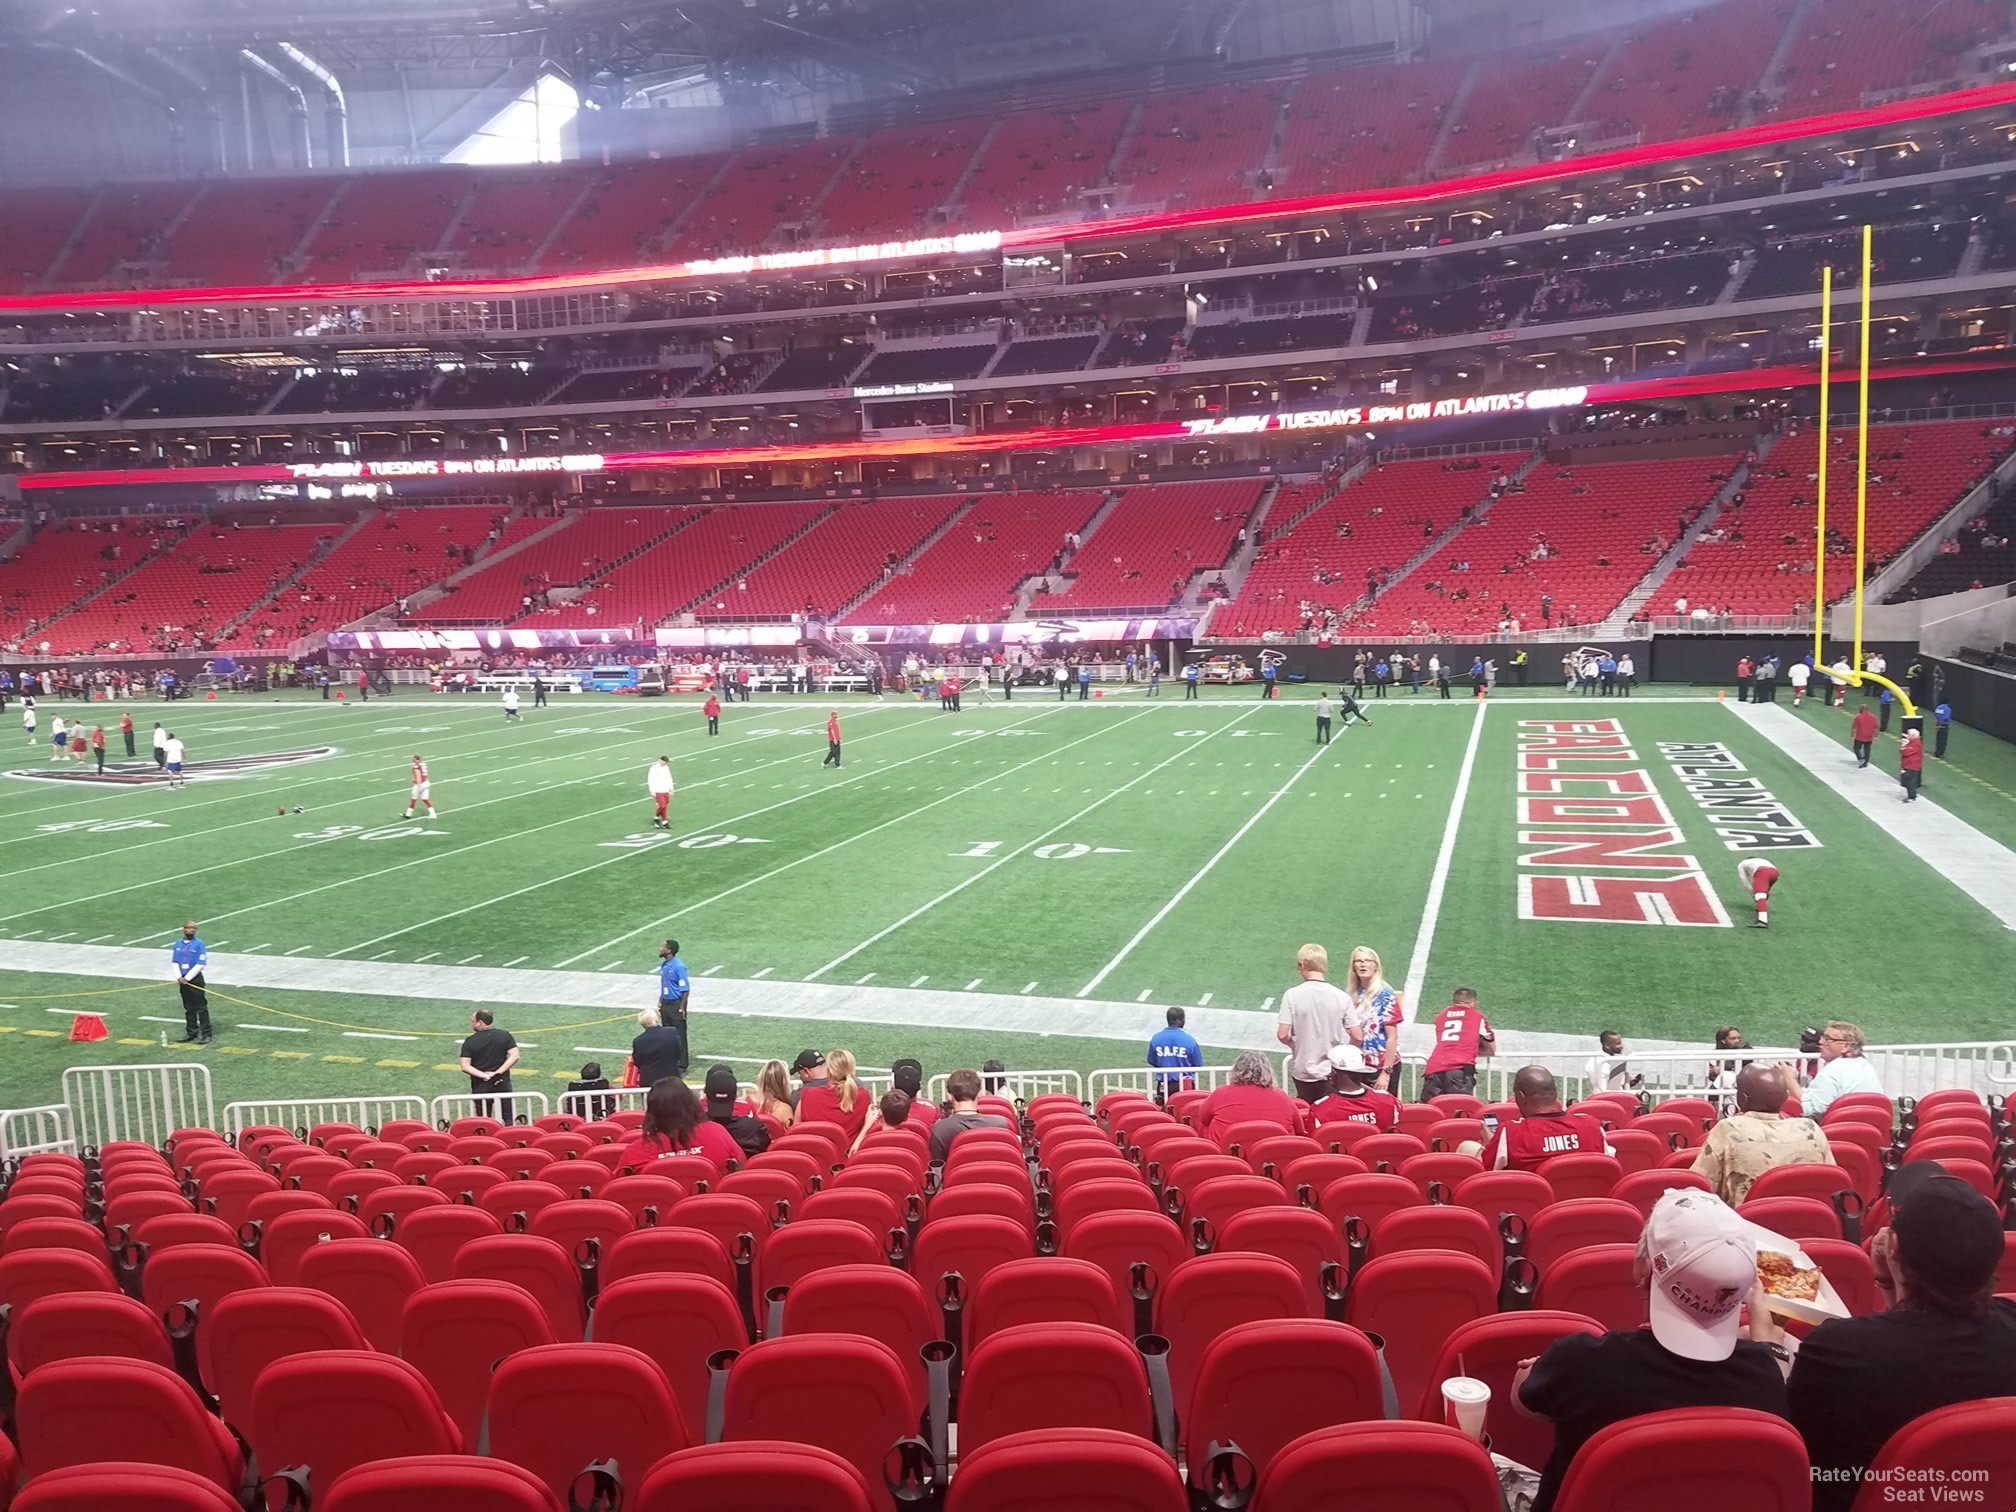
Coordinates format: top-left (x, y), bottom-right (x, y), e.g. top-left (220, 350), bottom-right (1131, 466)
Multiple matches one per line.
top-left (1852, 710), bottom-right (1878, 741)
top-left (897, 1099), bottom-right (940, 1130)
top-left (797, 1081), bottom-right (870, 1144)
top-left (704, 697), bottom-right (720, 717)
top-left (1480, 1110), bottom-right (1609, 1172)
top-left (827, 715), bottom-right (842, 743)
top-left (1424, 1004), bottom-right (1495, 1074)
top-left (1309, 1089), bottom-right (1400, 1131)
top-left (1198, 1082), bottom-right (1301, 1140)
top-left (620, 1119), bottom-right (741, 1173)
top-left (1900, 739), bottom-right (1923, 771)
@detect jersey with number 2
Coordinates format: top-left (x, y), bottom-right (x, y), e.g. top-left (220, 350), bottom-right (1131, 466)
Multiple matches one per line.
top-left (1424, 1005), bottom-right (1493, 1074)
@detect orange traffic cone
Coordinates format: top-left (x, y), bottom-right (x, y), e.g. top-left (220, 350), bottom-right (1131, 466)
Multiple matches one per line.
top-left (206, 691), bottom-right (217, 700)
top-left (69, 1013), bottom-right (108, 1043)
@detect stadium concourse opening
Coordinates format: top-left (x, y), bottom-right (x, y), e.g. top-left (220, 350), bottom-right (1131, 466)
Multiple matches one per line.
top-left (5, 0), bottom-right (2016, 1502)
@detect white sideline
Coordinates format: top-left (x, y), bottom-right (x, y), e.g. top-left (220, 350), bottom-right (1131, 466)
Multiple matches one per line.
top-left (1402, 698), bottom-right (1488, 1010)
top-left (1730, 702), bottom-right (2016, 931)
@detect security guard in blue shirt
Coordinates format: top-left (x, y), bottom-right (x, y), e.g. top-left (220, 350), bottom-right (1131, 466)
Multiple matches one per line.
top-left (171, 920), bottom-right (211, 1043)
top-left (1147, 1006), bottom-right (1203, 1094)
top-left (1934, 701), bottom-right (1953, 759)
top-left (657, 938), bottom-right (692, 1024)
top-left (1183, 662), bottom-right (1200, 699)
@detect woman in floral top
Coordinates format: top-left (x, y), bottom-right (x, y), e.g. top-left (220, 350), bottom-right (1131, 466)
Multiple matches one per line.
top-left (1344, 945), bottom-right (1405, 1093)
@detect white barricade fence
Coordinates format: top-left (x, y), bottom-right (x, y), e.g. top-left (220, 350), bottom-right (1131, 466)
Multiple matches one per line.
top-left (926, 1069), bottom-right (1084, 1105)
top-left (62, 1064), bottom-right (214, 1149)
top-left (0, 1104), bottom-right (78, 1159)
top-left (1088, 1065), bottom-right (1237, 1102)
top-left (429, 1089), bottom-right (551, 1126)
top-left (223, 1095), bottom-right (431, 1141)
top-left (560, 1086), bottom-right (649, 1120)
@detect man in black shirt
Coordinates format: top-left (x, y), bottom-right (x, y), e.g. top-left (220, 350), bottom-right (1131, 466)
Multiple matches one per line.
top-left (630, 1007), bottom-right (689, 1088)
top-left (704, 1064), bottom-right (772, 1159)
top-left (1515, 1189), bottom-right (1789, 1512)
top-left (1764, 1163), bottom-right (2016, 1512)
top-left (457, 1009), bottom-right (520, 1122)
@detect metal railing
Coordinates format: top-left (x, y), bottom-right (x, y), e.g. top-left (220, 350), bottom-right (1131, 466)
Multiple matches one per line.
top-left (429, 1090), bottom-right (551, 1126)
top-left (62, 1064), bottom-right (214, 1149)
top-left (222, 1094), bottom-right (430, 1140)
top-left (926, 1069), bottom-right (1084, 1104)
top-left (559, 1086), bottom-right (649, 1120)
top-left (0, 1104), bottom-right (77, 1158)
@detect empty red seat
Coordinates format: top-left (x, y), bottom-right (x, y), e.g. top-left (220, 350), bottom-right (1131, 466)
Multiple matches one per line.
top-left (720, 1335), bottom-right (916, 1511)
top-left (779, 1265), bottom-right (935, 1418)
top-left (912, 1215), bottom-right (1030, 1300)
top-left (1344, 1250), bottom-right (1497, 1413)
top-left (1252, 1421), bottom-right (1502, 1511)
top-left (945, 1427), bottom-right (1187, 1512)
top-left (1738, 1195), bottom-right (1841, 1244)
top-left (0, 1248), bottom-right (118, 1346)
top-left (635, 1442), bottom-right (872, 1512)
top-left (592, 1272), bottom-right (748, 1435)
top-left (762, 1218), bottom-right (887, 1299)
top-left (1183, 1174), bottom-right (1287, 1240)
top-left (243, 1208), bottom-right (367, 1287)
top-left (930, 1182), bottom-right (1036, 1233)
top-left (1742, 1164), bottom-right (1859, 1205)
top-left (1396, 1153), bottom-right (1484, 1199)
top-left (527, 1197), bottom-right (634, 1265)
top-left (667, 1194), bottom-right (770, 1278)
top-left (298, 1237), bottom-right (428, 1352)
top-left (967, 1256), bottom-right (1126, 1345)
top-left (250, 1350), bottom-right (462, 1489)
top-left (1452, 1170), bottom-right (1553, 1231)
top-left (1849, 1397), bottom-right (2016, 1512)
top-left (601, 1175), bottom-right (688, 1226)
top-left (1369, 1204), bottom-right (1499, 1270)
top-left (1533, 1244), bottom-right (1645, 1333)
top-left (1065, 1210), bottom-right (1189, 1311)
top-left (1413, 1311), bottom-right (1606, 1467)
top-left (401, 1279), bottom-right (556, 1443)
top-left (17, 1358), bottom-right (243, 1495)
top-left (138, 1245), bottom-right (269, 1376)
top-left (1541, 1155), bottom-right (1624, 1203)
top-left (1216, 1207), bottom-right (1349, 1313)
top-left (1157, 1252), bottom-right (1308, 1411)
top-left (11, 1291), bottom-right (173, 1374)
top-left (1052, 1177), bottom-right (1158, 1238)
top-left (1280, 1154), bottom-right (1369, 1200)
top-left (1611, 1169), bottom-right (1712, 1218)
top-left (959, 1321), bottom-right (1153, 1453)
top-left (10, 1464), bottom-right (245, 1512)
top-left (1317, 1174), bottom-right (1422, 1233)
top-left (1183, 1318), bottom-right (1383, 1472)
top-left (1550, 1406), bottom-right (1810, 1512)
top-left (320, 1455), bottom-right (563, 1511)
top-left (453, 1233), bottom-right (584, 1343)
top-left (603, 1226), bottom-right (736, 1292)
top-left (1801, 1237), bottom-right (1879, 1316)
top-left (1524, 1198), bottom-right (1644, 1271)
top-left (206, 1285), bottom-right (370, 1431)
top-left (487, 1341), bottom-right (690, 1503)
top-left (391, 1204), bottom-right (503, 1284)
top-left (1605, 1130), bottom-right (1667, 1175)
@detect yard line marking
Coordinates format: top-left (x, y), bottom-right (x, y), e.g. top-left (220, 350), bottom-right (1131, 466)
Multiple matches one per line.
top-left (17, 930), bottom-right (41, 938)
top-left (46, 932), bottom-right (75, 941)
top-left (553, 705), bottom-right (1116, 967)
top-left (575, 1046), bottom-right (629, 1055)
top-left (1136, 989), bottom-right (1153, 1002)
top-left (343, 1031), bottom-right (418, 1042)
top-left (1079, 735), bottom-right (1333, 998)
top-left (751, 967), bottom-right (774, 979)
top-left (237, 1023), bottom-right (309, 1033)
top-left (808, 705), bottom-right (1264, 982)
top-left (85, 933), bottom-right (113, 943)
top-left (243, 943), bottom-right (271, 953)
top-left (855, 973), bottom-right (877, 985)
top-left (703, 965), bottom-right (724, 976)
top-left (1260, 996), bottom-right (1275, 1014)
top-left (1198, 992), bottom-right (1213, 1006)
top-left (366, 948), bottom-right (394, 960)
top-left (457, 954), bottom-right (483, 964)
top-left (964, 978), bottom-right (984, 991)
top-left (503, 956), bottom-right (530, 968)
top-left (1402, 698), bottom-right (1487, 1011)
top-left (45, 1006), bottom-right (97, 1016)
top-left (910, 975), bottom-right (930, 987)
top-left (283, 945), bottom-right (315, 956)
top-left (1022, 981), bottom-right (1039, 994)
top-left (414, 952), bottom-right (439, 963)
top-left (139, 1015), bottom-right (182, 1024)
top-left (599, 962), bottom-right (624, 972)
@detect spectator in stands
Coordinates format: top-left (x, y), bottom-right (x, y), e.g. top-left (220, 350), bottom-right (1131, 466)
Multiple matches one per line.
top-left (1513, 1190), bottom-right (1789, 1512)
top-left (1148, 1006), bottom-right (1204, 1094)
top-left (1586, 1029), bottom-right (1642, 1091)
top-left (704, 1064), bottom-right (772, 1158)
top-left (852, 1089), bottom-right (915, 1153)
top-left (1690, 1064), bottom-right (1833, 1205)
top-left (1766, 1163), bottom-right (2016, 1512)
top-left (1779, 1020), bottom-right (1883, 1116)
top-left (790, 1048), bottom-right (829, 1106)
top-left (884, 1058), bottom-right (937, 1131)
top-left (567, 1062), bottom-right (614, 1121)
top-left (750, 1059), bottom-right (796, 1128)
top-left (798, 1048), bottom-right (869, 1145)
top-left (1198, 1049), bottom-right (1301, 1141)
top-left (1308, 1043), bottom-right (1399, 1130)
top-left (1276, 943), bottom-right (1353, 1101)
top-left (1480, 1066), bottom-right (1612, 1171)
top-left (622, 1077), bottom-right (742, 1172)
top-left (630, 1007), bottom-right (688, 1089)
top-left (929, 1067), bottom-right (1012, 1162)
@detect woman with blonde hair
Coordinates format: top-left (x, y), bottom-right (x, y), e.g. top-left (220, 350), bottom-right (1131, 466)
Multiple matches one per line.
top-left (752, 1059), bottom-right (796, 1127)
top-left (798, 1047), bottom-right (869, 1143)
top-left (1343, 945), bottom-right (1404, 1093)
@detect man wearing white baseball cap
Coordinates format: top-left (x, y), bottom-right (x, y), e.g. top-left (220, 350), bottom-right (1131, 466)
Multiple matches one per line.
top-left (1307, 1042), bottom-right (1401, 1131)
top-left (1511, 1189), bottom-right (1791, 1512)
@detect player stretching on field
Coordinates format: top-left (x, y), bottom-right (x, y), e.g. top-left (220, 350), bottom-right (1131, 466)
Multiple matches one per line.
top-left (503, 688), bottom-right (521, 722)
top-left (402, 753), bottom-right (440, 820)
top-left (647, 756), bottom-right (675, 829)
top-left (1737, 856), bottom-right (1778, 930)
top-left (823, 710), bottom-right (843, 767)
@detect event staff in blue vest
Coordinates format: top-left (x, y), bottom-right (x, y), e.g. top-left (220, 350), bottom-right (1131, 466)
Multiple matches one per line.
top-left (1148, 1006), bottom-right (1204, 1093)
top-left (1183, 662), bottom-right (1200, 699)
top-left (1259, 659), bottom-right (1278, 699)
top-left (172, 920), bottom-right (212, 1044)
top-left (657, 938), bottom-right (692, 1024)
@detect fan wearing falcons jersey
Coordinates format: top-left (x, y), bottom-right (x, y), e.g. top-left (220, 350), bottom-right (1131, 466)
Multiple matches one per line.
top-left (1737, 856), bottom-right (1779, 930)
top-left (402, 754), bottom-right (440, 820)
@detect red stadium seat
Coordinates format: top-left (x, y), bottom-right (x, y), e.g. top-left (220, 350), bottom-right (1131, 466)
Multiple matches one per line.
top-left (1413, 1311), bottom-right (1607, 1468)
top-left (1630, 1113), bottom-right (1704, 1151)
top-left (912, 1215), bottom-right (1031, 1299)
top-left (592, 1274), bottom-right (748, 1436)
top-left (1739, 1195), bottom-right (1841, 1243)
top-left (1216, 1207), bottom-right (1349, 1313)
top-left (603, 1227), bottom-right (736, 1292)
top-left (297, 1237), bottom-right (427, 1352)
top-left (967, 1256), bottom-right (1126, 1345)
top-left (719, 1335), bottom-right (916, 1510)
top-left (666, 1194), bottom-right (771, 1279)
top-left (1280, 1154), bottom-right (1369, 1201)
top-left (1396, 1153), bottom-right (1485, 1199)
top-left (205, 1285), bottom-right (370, 1431)
top-left (635, 1442), bottom-right (872, 1512)
top-left (762, 1218), bottom-right (887, 1298)
top-left (389, 1204), bottom-right (503, 1284)
top-left (1344, 1251), bottom-right (1497, 1413)
top-left (250, 1350), bottom-right (462, 1490)
top-left (716, 1168), bottom-right (801, 1215)
top-left (357, 1185), bottom-right (451, 1233)
top-left (601, 1175), bottom-right (687, 1227)
top-left (138, 1245), bottom-right (269, 1384)
top-left (453, 1233), bottom-right (584, 1343)
top-left (401, 1279), bottom-right (556, 1443)
top-left (11, 1291), bottom-right (173, 1374)
top-left (11, 1465), bottom-right (244, 1512)
top-left (430, 1165), bottom-right (512, 1206)
top-left (1905, 1135), bottom-right (1996, 1166)
top-left (1064, 1211), bottom-right (1189, 1311)
top-left (1252, 1421), bottom-right (1502, 1512)
top-left (1611, 1168), bottom-right (1712, 1218)
top-left (781, 1265), bottom-right (937, 1418)
top-left (1157, 1252), bottom-right (1308, 1410)
top-left (945, 1427), bottom-right (1187, 1512)
top-left (1849, 1398), bottom-right (2016, 1512)
top-left (1370, 1204), bottom-right (1498, 1269)
top-left (1533, 1244), bottom-right (1646, 1333)
top-left (1247, 1134), bottom-right (1323, 1178)
top-left (1743, 1163), bottom-right (1860, 1206)
top-left (958, 1321), bottom-right (1153, 1453)
top-left (1316, 1174), bottom-right (1423, 1233)
top-left (930, 1181), bottom-right (1036, 1233)
top-left (486, 1342), bottom-right (690, 1503)
top-left (1524, 1198), bottom-right (1644, 1271)
top-left (478, 1180), bottom-right (571, 1229)
top-left (1425, 1118), bottom-right (1486, 1151)
top-left (1183, 1318), bottom-right (1383, 1472)
top-left (1540, 1154), bottom-right (1623, 1203)
top-left (1349, 1134), bottom-right (1429, 1171)
top-left (320, 1455), bottom-right (564, 1512)
top-left (1801, 1237), bottom-right (1879, 1316)
top-left (527, 1198), bottom-right (635, 1265)
top-left (1605, 1130), bottom-right (1667, 1175)
top-left (1052, 1177), bottom-right (1159, 1239)
top-left (1, 1215), bottom-right (109, 1259)
top-left (1183, 1174), bottom-right (1287, 1240)
top-left (1551, 1407), bottom-right (1810, 1512)
top-left (1452, 1170), bottom-right (1553, 1230)
top-left (248, 1208), bottom-right (368, 1287)
top-left (1906, 1090), bottom-right (1980, 1117)
top-left (17, 1358), bottom-right (243, 1494)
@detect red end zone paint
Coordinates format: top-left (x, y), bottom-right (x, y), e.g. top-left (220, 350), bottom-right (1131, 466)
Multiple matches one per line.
top-left (1514, 719), bottom-right (1731, 928)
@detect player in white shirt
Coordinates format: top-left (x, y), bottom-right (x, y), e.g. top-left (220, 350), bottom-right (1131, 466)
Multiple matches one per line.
top-left (1787, 659), bottom-right (1811, 706)
top-left (48, 714), bottom-right (66, 761)
top-left (502, 688), bottom-right (521, 721)
top-left (162, 733), bottom-right (186, 789)
top-left (1829, 658), bottom-right (1853, 707)
top-left (647, 756), bottom-right (675, 829)
top-left (402, 753), bottom-right (439, 819)
top-left (1737, 856), bottom-right (1779, 930)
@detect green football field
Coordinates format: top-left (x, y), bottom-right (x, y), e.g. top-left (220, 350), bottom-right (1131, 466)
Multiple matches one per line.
top-left (2, 679), bottom-right (2013, 1120)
